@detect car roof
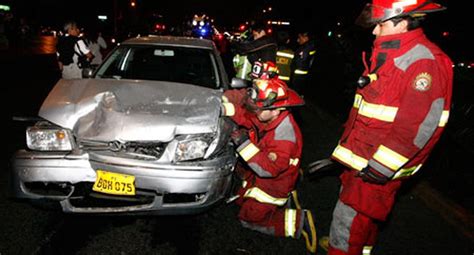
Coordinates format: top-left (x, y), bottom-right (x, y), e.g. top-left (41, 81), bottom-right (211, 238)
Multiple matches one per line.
top-left (122, 36), bottom-right (215, 50)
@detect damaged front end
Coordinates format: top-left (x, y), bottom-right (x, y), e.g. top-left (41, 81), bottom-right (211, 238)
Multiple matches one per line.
top-left (11, 79), bottom-right (237, 215)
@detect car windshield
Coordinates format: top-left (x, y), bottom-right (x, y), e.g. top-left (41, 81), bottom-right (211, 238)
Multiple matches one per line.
top-left (95, 45), bottom-right (220, 89)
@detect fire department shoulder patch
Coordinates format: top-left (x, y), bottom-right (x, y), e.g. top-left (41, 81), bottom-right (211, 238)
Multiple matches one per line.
top-left (413, 72), bottom-right (432, 92)
top-left (268, 152), bottom-right (278, 162)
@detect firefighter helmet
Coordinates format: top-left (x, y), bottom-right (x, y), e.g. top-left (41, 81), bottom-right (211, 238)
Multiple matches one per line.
top-left (249, 78), bottom-right (304, 109)
top-left (251, 61), bottom-right (279, 80)
top-left (356, 0), bottom-right (446, 27)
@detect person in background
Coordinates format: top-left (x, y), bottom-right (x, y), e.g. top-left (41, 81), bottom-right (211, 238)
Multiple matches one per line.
top-left (56, 21), bottom-right (93, 79)
top-left (85, 29), bottom-right (107, 67)
top-left (317, 0), bottom-right (453, 254)
top-left (275, 30), bottom-right (294, 82)
top-left (221, 61), bottom-right (317, 253)
top-left (290, 29), bottom-right (316, 96)
top-left (231, 20), bottom-right (277, 82)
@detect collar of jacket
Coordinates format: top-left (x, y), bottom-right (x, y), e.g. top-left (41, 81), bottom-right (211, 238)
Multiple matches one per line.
top-left (373, 28), bottom-right (426, 51)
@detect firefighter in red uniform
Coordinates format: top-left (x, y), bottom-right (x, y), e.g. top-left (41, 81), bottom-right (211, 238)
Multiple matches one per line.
top-left (221, 61), bottom-right (318, 253)
top-left (320, 0), bottom-right (453, 254)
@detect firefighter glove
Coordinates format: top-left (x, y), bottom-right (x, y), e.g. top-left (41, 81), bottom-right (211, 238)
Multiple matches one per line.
top-left (243, 91), bottom-right (258, 113)
top-left (231, 129), bottom-right (249, 147)
top-left (357, 166), bottom-right (389, 185)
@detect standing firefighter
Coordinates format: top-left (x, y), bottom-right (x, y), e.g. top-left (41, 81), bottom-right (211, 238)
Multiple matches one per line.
top-left (276, 31), bottom-right (294, 82)
top-left (321, 0), bottom-right (453, 254)
top-left (290, 30), bottom-right (316, 95)
top-left (221, 62), bottom-right (317, 253)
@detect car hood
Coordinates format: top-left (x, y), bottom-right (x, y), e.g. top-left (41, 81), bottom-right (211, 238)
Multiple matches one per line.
top-left (39, 79), bottom-right (223, 142)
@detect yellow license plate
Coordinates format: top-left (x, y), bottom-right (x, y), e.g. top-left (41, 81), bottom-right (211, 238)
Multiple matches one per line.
top-left (93, 170), bottom-right (136, 196)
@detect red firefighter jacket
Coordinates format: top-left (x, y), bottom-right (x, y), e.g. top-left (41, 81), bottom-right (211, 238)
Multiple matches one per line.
top-left (332, 28), bottom-right (453, 181)
top-left (223, 89), bottom-right (303, 204)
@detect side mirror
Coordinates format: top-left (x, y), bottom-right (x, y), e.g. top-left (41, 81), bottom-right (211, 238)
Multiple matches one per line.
top-left (230, 78), bottom-right (250, 88)
top-left (82, 67), bottom-right (95, 78)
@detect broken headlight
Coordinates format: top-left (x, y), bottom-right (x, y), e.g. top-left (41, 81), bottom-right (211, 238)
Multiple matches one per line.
top-left (26, 126), bottom-right (74, 151)
top-left (175, 134), bottom-right (214, 161)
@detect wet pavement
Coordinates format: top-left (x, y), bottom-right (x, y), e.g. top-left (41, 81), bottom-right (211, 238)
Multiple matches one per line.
top-left (1, 36), bottom-right (473, 254)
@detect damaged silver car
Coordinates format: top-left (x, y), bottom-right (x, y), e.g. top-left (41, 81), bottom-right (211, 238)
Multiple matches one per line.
top-left (11, 36), bottom-right (238, 215)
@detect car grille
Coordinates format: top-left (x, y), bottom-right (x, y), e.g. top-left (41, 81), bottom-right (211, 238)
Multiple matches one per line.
top-left (78, 139), bottom-right (168, 160)
top-left (69, 182), bottom-right (155, 208)
top-left (69, 183), bottom-right (207, 207)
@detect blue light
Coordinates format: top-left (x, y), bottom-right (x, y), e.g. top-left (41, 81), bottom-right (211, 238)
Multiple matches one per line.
top-left (200, 28), bottom-right (208, 35)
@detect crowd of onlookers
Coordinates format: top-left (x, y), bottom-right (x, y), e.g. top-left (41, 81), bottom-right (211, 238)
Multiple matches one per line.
top-left (0, 11), bottom-right (32, 50)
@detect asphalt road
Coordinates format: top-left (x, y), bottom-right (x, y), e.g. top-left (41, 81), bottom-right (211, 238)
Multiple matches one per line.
top-left (1, 37), bottom-right (473, 255)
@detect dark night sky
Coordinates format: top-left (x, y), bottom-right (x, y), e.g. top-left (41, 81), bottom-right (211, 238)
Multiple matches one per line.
top-left (4, 0), bottom-right (463, 29)
top-left (6, 0), bottom-right (366, 27)
top-left (6, 0), bottom-right (460, 27)
top-left (3, 0), bottom-right (470, 58)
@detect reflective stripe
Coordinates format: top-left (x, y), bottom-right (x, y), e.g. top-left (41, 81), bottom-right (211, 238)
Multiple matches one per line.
top-left (222, 102), bottom-right (235, 116)
top-left (309, 50), bottom-right (316, 55)
top-left (234, 54), bottom-right (252, 80)
top-left (244, 187), bottom-right (288, 206)
top-left (439, 110), bottom-right (449, 127)
top-left (367, 73), bottom-right (377, 82)
top-left (277, 51), bottom-right (294, 58)
top-left (238, 141), bottom-right (260, 161)
top-left (362, 246), bottom-right (373, 255)
top-left (285, 209), bottom-right (297, 237)
top-left (353, 94), bottom-right (363, 108)
top-left (289, 158), bottom-right (299, 166)
top-left (294, 69), bottom-right (308, 74)
top-left (354, 94), bottom-right (449, 126)
top-left (240, 59), bottom-right (251, 79)
top-left (393, 164), bottom-right (422, 179)
top-left (373, 145), bottom-right (408, 170)
top-left (333, 145), bottom-right (422, 179)
top-left (357, 100), bottom-right (399, 122)
top-left (279, 75), bottom-right (290, 81)
top-left (332, 144), bottom-right (368, 171)
top-left (221, 95), bottom-right (229, 102)
top-left (242, 180), bottom-right (248, 188)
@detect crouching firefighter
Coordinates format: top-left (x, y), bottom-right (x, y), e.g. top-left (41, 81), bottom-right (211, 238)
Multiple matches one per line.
top-left (221, 62), bottom-right (317, 253)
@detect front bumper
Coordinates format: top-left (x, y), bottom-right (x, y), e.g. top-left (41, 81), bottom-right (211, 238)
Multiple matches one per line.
top-left (11, 148), bottom-right (236, 215)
